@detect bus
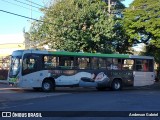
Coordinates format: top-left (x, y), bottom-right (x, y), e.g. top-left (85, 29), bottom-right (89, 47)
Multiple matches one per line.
top-left (8, 49), bottom-right (155, 92)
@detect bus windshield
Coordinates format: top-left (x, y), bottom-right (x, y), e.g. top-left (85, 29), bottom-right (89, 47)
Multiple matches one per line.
top-left (9, 56), bottom-right (21, 77)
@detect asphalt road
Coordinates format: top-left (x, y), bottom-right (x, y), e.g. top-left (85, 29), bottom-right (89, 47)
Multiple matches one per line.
top-left (0, 83), bottom-right (160, 120)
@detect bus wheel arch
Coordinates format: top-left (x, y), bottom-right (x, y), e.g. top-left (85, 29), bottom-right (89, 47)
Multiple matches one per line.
top-left (42, 77), bottom-right (55, 92)
top-left (111, 78), bottom-right (123, 91)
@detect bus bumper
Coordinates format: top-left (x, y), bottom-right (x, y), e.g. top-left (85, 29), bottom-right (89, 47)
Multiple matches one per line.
top-left (9, 82), bottom-right (18, 87)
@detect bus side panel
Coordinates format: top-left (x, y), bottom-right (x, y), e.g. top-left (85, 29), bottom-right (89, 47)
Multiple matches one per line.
top-left (133, 71), bottom-right (155, 86)
top-left (20, 70), bottom-right (48, 88)
top-left (49, 70), bottom-right (77, 86)
top-left (109, 70), bottom-right (134, 87)
top-left (74, 70), bottom-right (134, 88)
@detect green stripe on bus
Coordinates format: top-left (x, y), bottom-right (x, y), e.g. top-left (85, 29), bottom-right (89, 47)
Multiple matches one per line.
top-left (48, 51), bottom-right (129, 58)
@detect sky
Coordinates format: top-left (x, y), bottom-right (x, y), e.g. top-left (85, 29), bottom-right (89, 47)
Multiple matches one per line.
top-left (0, 0), bottom-right (51, 35)
top-left (0, 0), bottom-right (134, 35)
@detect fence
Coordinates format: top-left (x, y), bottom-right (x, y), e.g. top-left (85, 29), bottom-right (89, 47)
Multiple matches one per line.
top-left (0, 56), bottom-right (10, 79)
top-left (0, 70), bottom-right (8, 80)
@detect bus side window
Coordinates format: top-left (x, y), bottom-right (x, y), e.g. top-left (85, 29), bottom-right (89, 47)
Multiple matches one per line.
top-left (111, 58), bottom-right (121, 70)
top-left (78, 57), bottom-right (90, 69)
top-left (91, 57), bottom-right (98, 69)
top-left (107, 58), bottom-right (112, 70)
top-left (22, 54), bottom-right (40, 75)
top-left (58, 56), bottom-right (74, 69)
top-left (135, 59), bottom-right (149, 71)
top-left (142, 60), bottom-right (148, 71)
top-left (149, 60), bottom-right (154, 72)
top-left (99, 58), bottom-right (106, 69)
top-left (44, 56), bottom-right (58, 69)
top-left (135, 60), bottom-right (142, 71)
top-left (122, 59), bottom-right (134, 70)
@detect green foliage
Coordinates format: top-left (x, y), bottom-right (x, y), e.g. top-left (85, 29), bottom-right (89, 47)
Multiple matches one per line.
top-left (122, 0), bottom-right (160, 48)
top-left (140, 44), bottom-right (160, 64)
top-left (140, 44), bottom-right (160, 78)
top-left (26, 0), bottom-right (129, 54)
top-left (122, 0), bottom-right (160, 73)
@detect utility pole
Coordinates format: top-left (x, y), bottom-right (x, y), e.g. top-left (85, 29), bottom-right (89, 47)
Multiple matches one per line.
top-left (108, 0), bottom-right (111, 15)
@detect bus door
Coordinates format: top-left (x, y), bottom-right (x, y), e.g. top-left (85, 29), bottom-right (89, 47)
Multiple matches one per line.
top-left (21, 53), bottom-right (42, 87)
top-left (133, 59), bottom-right (155, 86)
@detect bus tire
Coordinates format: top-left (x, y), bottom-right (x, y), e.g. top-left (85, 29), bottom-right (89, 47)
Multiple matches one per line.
top-left (111, 79), bottom-right (122, 91)
top-left (42, 80), bottom-right (54, 92)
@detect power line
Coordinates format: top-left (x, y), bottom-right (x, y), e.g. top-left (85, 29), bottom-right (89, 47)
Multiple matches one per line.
top-left (13, 0), bottom-right (41, 9)
top-left (1, 0), bottom-right (41, 13)
top-left (0, 9), bottom-right (44, 22)
top-left (25, 0), bottom-right (44, 8)
top-left (0, 9), bottom-right (53, 25)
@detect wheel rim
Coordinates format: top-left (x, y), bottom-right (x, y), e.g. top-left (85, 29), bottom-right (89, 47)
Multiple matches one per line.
top-left (114, 82), bottom-right (120, 90)
top-left (43, 82), bottom-right (50, 90)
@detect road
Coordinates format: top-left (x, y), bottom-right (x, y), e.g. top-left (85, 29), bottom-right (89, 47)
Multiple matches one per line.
top-left (0, 83), bottom-right (160, 120)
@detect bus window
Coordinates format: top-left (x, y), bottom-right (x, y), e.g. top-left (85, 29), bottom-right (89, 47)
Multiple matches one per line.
top-left (59, 56), bottom-right (74, 69)
top-left (149, 60), bottom-right (154, 72)
top-left (135, 59), bottom-right (150, 71)
top-left (122, 59), bottom-right (134, 70)
top-left (135, 60), bottom-right (142, 71)
top-left (91, 57), bottom-right (98, 69)
top-left (142, 60), bottom-right (148, 71)
top-left (112, 58), bottom-right (121, 70)
top-left (78, 57), bottom-right (90, 69)
top-left (99, 58), bottom-right (106, 69)
top-left (22, 54), bottom-right (40, 75)
top-left (107, 58), bottom-right (112, 70)
top-left (43, 56), bottom-right (59, 69)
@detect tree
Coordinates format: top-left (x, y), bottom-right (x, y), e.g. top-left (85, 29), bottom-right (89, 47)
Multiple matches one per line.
top-left (122, 0), bottom-right (160, 78)
top-left (110, 0), bottom-right (133, 54)
top-left (140, 44), bottom-right (160, 80)
top-left (26, 0), bottom-right (129, 53)
top-left (122, 0), bottom-right (160, 47)
top-left (27, 0), bottom-right (113, 53)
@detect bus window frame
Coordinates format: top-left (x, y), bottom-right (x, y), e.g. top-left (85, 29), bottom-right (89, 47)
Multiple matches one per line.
top-left (22, 53), bottom-right (42, 75)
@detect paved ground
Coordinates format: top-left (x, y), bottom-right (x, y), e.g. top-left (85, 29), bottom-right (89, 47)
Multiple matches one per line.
top-left (1, 79), bottom-right (160, 88)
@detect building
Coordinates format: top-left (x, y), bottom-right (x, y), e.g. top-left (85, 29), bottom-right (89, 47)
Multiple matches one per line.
top-left (0, 33), bottom-right (25, 69)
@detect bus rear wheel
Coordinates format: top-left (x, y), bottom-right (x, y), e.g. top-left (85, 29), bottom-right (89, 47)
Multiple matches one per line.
top-left (111, 79), bottom-right (122, 91)
top-left (42, 80), bottom-right (54, 92)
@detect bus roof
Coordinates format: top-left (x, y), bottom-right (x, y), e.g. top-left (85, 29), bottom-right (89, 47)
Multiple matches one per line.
top-left (12, 49), bottom-right (154, 59)
top-left (49, 51), bottom-right (130, 58)
top-left (49, 51), bottom-right (154, 59)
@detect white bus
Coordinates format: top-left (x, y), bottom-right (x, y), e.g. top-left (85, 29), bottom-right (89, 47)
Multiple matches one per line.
top-left (8, 49), bottom-right (155, 92)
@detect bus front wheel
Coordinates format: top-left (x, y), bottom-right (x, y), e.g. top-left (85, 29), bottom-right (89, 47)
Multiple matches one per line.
top-left (42, 80), bottom-right (54, 92)
top-left (111, 79), bottom-right (122, 91)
